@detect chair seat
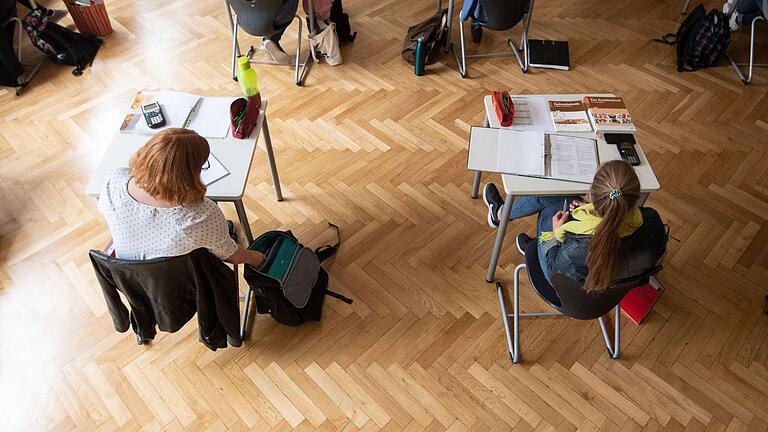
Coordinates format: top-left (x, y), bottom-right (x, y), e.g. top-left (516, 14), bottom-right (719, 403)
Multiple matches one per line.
top-left (523, 240), bottom-right (561, 308)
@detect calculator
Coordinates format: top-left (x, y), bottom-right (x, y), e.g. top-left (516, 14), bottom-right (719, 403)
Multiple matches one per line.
top-left (140, 102), bottom-right (166, 129)
top-left (604, 133), bottom-right (640, 166)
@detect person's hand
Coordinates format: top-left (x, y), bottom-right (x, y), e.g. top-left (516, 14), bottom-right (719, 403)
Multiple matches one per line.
top-left (552, 211), bottom-right (570, 230)
top-left (569, 199), bottom-right (585, 212)
top-left (249, 250), bottom-right (266, 268)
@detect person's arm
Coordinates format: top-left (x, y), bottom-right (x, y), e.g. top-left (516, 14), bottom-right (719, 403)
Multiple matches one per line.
top-left (225, 245), bottom-right (266, 268)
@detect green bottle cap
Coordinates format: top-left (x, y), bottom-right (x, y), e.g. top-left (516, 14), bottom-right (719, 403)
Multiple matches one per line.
top-left (238, 56), bottom-right (251, 71)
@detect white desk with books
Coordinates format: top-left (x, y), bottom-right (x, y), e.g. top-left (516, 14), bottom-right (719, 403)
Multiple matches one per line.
top-left (86, 91), bottom-right (283, 244)
top-left (470, 93), bottom-right (660, 282)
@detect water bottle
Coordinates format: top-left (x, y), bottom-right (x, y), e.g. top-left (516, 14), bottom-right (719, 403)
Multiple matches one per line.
top-left (236, 56), bottom-right (262, 111)
top-left (414, 37), bottom-right (425, 76)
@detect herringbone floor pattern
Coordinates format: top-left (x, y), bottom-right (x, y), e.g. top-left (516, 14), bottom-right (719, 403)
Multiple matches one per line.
top-left (1, 0), bottom-right (767, 430)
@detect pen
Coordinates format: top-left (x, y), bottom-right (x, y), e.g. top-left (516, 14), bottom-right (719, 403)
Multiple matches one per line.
top-left (182, 97), bottom-right (203, 128)
top-left (563, 198), bottom-right (569, 213)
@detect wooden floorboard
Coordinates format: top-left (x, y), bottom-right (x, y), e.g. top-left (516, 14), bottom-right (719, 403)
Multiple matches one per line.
top-left (1, 0), bottom-right (767, 430)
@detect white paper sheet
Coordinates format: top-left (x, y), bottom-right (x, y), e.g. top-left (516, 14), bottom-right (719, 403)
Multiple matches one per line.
top-left (132, 90), bottom-right (200, 134)
top-left (187, 97), bottom-right (232, 139)
top-left (467, 127), bottom-right (545, 176)
top-left (200, 152), bottom-right (229, 186)
top-left (504, 97), bottom-right (555, 133)
top-left (549, 135), bottom-right (599, 183)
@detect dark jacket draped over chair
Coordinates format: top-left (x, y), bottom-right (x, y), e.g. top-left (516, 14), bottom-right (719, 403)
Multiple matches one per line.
top-left (89, 248), bottom-right (242, 351)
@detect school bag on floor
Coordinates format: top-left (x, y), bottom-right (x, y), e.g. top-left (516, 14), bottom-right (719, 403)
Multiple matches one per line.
top-left (655, 4), bottom-right (730, 72)
top-left (22, 8), bottom-right (102, 76)
top-left (243, 223), bottom-right (352, 326)
top-left (402, 9), bottom-right (447, 66)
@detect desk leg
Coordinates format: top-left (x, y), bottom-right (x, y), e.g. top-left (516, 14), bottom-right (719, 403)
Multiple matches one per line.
top-left (235, 199), bottom-right (254, 244)
top-left (471, 172), bottom-right (482, 199)
top-left (262, 115), bottom-right (284, 202)
top-left (638, 192), bottom-right (649, 206)
top-left (470, 117), bottom-right (490, 199)
top-left (487, 193), bottom-right (514, 282)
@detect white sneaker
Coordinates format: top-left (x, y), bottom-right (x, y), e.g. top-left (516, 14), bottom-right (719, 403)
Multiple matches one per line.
top-left (729, 13), bottom-right (742, 31)
top-left (262, 39), bottom-right (292, 65)
top-left (722, 0), bottom-right (738, 15)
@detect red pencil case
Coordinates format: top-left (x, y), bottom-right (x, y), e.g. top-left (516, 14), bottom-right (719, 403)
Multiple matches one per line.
top-left (230, 95), bottom-right (261, 139)
top-left (492, 91), bottom-right (514, 127)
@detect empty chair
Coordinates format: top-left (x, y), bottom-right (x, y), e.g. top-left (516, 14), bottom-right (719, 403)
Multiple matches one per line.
top-left (225, 0), bottom-right (316, 86)
top-left (496, 239), bottom-right (662, 364)
top-left (452, 0), bottom-right (534, 77)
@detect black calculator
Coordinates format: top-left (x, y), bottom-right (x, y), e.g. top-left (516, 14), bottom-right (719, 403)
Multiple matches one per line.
top-left (604, 133), bottom-right (640, 166)
top-left (140, 102), bottom-right (166, 129)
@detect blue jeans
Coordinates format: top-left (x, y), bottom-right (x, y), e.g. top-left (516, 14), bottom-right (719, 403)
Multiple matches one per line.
top-left (737, 0), bottom-right (766, 25)
top-left (506, 195), bottom-right (581, 282)
top-left (267, 0), bottom-right (299, 44)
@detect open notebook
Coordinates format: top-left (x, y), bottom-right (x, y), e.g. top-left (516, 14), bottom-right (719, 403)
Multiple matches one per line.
top-left (467, 127), bottom-right (599, 184)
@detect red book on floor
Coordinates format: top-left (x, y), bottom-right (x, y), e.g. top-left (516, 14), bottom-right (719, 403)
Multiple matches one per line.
top-left (620, 280), bottom-right (664, 325)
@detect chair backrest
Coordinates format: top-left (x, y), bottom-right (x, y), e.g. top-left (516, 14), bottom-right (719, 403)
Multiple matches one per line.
top-left (229, 0), bottom-right (284, 37)
top-left (548, 266), bottom-right (662, 320)
top-left (478, 0), bottom-right (529, 31)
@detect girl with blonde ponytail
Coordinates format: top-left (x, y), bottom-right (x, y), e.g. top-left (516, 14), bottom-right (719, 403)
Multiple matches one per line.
top-left (483, 160), bottom-right (666, 291)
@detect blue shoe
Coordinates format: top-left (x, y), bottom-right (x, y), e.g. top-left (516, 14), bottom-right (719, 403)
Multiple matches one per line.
top-left (483, 183), bottom-right (502, 227)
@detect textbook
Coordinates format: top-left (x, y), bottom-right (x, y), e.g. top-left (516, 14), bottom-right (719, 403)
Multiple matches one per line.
top-left (620, 277), bottom-right (664, 324)
top-left (548, 100), bottom-right (592, 132)
top-left (467, 127), bottom-right (599, 184)
top-left (583, 96), bottom-right (636, 133)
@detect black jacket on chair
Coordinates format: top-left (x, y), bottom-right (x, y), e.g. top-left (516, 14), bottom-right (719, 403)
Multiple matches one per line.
top-left (89, 248), bottom-right (242, 351)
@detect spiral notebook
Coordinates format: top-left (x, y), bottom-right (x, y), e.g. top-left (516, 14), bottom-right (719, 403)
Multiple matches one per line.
top-left (467, 127), bottom-right (599, 184)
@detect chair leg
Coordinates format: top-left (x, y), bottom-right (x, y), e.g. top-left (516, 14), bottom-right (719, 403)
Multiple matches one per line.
top-left (450, 19), bottom-right (468, 78)
top-left (598, 304), bottom-right (621, 359)
top-left (726, 16), bottom-right (766, 85)
top-left (681, 0), bottom-right (691, 15)
top-left (231, 15), bottom-right (240, 80)
top-left (496, 266), bottom-right (524, 365)
top-left (292, 15), bottom-right (313, 86)
top-left (240, 285), bottom-right (253, 340)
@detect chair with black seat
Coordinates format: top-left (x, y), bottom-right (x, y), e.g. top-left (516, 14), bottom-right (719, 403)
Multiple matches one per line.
top-left (496, 239), bottom-right (662, 364)
top-left (451, 0), bottom-right (534, 78)
top-left (225, 0), bottom-right (316, 86)
top-left (89, 248), bottom-right (253, 347)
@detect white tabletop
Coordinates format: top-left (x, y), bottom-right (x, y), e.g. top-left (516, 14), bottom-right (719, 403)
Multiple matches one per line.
top-left (483, 94), bottom-right (660, 196)
top-left (86, 98), bottom-right (267, 201)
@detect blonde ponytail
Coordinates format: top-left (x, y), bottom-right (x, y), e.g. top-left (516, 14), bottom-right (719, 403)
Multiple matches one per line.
top-left (584, 161), bottom-right (640, 293)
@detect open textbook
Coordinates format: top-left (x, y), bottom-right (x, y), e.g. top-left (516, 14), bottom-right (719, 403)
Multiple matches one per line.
top-left (467, 127), bottom-right (599, 184)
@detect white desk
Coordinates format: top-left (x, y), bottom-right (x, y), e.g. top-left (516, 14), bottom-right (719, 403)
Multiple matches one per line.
top-left (473, 94), bottom-right (660, 282)
top-left (86, 98), bottom-right (282, 244)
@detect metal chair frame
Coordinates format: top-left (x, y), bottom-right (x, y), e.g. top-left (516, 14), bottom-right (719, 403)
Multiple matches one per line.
top-left (496, 266), bottom-right (621, 364)
top-left (726, 15), bottom-right (766, 84)
top-left (450, 0), bottom-right (535, 78)
top-left (2, 0), bottom-right (47, 96)
top-left (225, 0), bottom-right (317, 86)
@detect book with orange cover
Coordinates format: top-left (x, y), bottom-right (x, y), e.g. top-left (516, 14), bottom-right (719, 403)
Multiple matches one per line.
top-left (583, 96), bottom-right (636, 133)
top-left (620, 279), bottom-right (664, 324)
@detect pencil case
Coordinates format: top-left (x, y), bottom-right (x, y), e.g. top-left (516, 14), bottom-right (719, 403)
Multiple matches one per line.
top-left (492, 91), bottom-right (514, 127)
top-left (230, 94), bottom-right (261, 139)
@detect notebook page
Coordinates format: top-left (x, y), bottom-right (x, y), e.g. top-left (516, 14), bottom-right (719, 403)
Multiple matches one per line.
top-left (549, 135), bottom-right (598, 183)
top-left (497, 130), bottom-right (546, 176)
top-left (467, 127), bottom-right (502, 172)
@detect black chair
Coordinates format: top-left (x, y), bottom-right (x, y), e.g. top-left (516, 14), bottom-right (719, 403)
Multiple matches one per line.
top-left (451, 0), bottom-right (534, 78)
top-left (225, 0), bottom-right (317, 86)
top-left (89, 248), bottom-right (252, 346)
top-left (496, 239), bottom-right (662, 364)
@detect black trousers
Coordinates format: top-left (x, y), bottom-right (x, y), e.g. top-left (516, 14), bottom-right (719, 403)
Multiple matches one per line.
top-left (0, 0), bottom-right (24, 84)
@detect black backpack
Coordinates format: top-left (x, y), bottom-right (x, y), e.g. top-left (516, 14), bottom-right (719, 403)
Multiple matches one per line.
top-left (401, 9), bottom-right (447, 66)
top-left (329, 0), bottom-right (356, 44)
top-left (243, 223), bottom-right (352, 326)
top-left (656, 4), bottom-right (730, 72)
top-left (22, 9), bottom-right (102, 76)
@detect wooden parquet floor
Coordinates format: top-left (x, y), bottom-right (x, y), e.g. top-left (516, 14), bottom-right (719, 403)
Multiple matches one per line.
top-left (1, 0), bottom-right (767, 430)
